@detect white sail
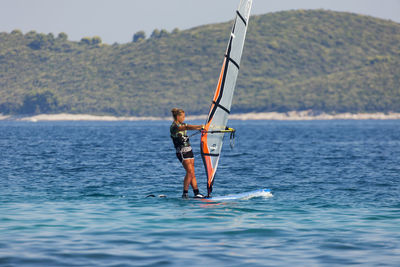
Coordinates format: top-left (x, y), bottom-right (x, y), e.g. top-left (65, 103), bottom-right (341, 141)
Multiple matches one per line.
top-left (201, 0), bottom-right (252, 197)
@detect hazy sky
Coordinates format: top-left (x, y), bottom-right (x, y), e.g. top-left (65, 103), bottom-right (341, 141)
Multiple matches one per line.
top-left (2, 0), bottom-right (400, 44)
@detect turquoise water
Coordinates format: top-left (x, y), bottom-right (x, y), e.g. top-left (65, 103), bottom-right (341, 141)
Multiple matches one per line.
top-left (1, 120), bottom-right (399, 266)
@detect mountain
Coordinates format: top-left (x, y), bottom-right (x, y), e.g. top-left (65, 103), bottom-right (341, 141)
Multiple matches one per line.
top-left (1, 10), bottom-right (399, 116)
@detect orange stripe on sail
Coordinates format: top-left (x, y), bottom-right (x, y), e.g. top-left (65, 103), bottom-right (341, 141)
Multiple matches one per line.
top-left (201, 126), bottom-right (214, 183)
top-left (212, 58), bottom-right (227, 103)
top-left (207, 103), bottom-right (215, 120)
top-left (203, 58), bottom-right (226, 191)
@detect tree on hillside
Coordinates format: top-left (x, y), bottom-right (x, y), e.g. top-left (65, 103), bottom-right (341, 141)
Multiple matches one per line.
top-left (0, 102), bottom-right (19, 114)
top-left (150, 29), bottom-right (161, 39)
top-left (133, 31), bottom-right (146, 42)
top-left (25, 31), bottom-right (37, 37)
top-left (150, 29), bottom-right (169, 39)
top-left (80, 37), bottom-right (92, 45)
top-left (80, 36), bottom-right (102, 45)
top-left (11, 29), bottom-right (23, 35)
top-left (28, 33), bottom-right (51, 50)
top-left (159, 29), bottom-right (169, 38)
top-left (57, 32), bottom-right (68, 41)
top-left (91, 36), bottom-right (102, 45)
top-left (19, 89), bottom-right (59, 114)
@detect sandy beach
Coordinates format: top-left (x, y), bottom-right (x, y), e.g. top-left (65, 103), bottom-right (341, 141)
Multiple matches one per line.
top-left (1, 111), bottom-right (400, 122)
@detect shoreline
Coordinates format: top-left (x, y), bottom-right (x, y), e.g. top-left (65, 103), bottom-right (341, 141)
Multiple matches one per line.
top-left (1, 111), bottom-right (400, 122)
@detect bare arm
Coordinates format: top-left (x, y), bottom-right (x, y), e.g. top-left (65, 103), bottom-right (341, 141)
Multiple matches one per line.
top-left (177, 124), bottom-right (204, 131)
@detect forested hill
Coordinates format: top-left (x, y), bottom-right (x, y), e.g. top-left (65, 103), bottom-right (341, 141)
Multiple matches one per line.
top-left (1, 10), bottom-right (400, 116)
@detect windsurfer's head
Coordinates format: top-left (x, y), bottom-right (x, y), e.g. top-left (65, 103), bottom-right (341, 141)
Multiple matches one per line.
top-left (171, 108), bottom-right (185, 123)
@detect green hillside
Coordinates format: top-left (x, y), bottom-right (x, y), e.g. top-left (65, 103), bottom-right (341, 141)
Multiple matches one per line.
top-left (1, 10), bottom-right (400, 116)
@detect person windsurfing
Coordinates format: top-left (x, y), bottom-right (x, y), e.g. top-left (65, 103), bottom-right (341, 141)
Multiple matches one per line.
top-left (170, 108), bottom-right (205, 199)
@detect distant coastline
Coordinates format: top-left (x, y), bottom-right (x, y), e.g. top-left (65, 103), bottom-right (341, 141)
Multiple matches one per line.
top-left (1, 11), bottom-right (400, 117)
top-left (1, 111), bottom-right (400, 122)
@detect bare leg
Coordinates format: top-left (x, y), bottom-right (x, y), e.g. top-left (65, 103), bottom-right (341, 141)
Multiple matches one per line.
top-left (183, 172), bottom-right (190, 191)
top-left (182, 158), bottom-right (197, 191)
top-left (190, 175), bottom-right (199, 190)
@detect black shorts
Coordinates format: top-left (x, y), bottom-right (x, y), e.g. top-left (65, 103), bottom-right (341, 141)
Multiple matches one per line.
top-left (176, 147), bottom-right (194, 163)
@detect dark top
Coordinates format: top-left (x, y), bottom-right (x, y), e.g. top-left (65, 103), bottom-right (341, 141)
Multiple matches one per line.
top-left (170, 122), bottom-right (191, 151)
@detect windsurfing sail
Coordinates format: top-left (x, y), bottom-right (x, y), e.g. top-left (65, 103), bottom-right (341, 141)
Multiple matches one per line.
top-left (201, 0), bottom-right (253, 197)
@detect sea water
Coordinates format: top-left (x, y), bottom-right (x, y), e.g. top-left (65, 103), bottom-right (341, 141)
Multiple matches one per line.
top-left (0, 120), bottom-right (399, 266)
